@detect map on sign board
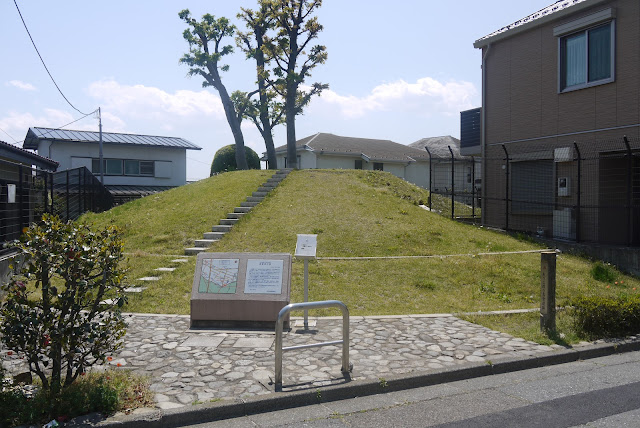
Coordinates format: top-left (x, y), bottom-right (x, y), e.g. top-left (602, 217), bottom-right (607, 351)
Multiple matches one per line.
top-left (199, 258), bottom-right (240, 294)
top-left (244, 259), bottom-right (284, 294)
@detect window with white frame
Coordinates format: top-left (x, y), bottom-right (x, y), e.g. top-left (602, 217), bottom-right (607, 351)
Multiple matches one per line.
top-left (92, 158), bottom-right (155, 176)
top-left (555, 9), bottom-right (615, 92)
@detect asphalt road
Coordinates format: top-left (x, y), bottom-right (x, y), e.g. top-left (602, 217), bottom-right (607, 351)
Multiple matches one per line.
top-left (186, 350), bottom-right (640, 427)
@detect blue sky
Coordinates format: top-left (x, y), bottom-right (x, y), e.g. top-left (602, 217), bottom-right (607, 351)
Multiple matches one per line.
top-left (1, 0), bottom-right (551, 180)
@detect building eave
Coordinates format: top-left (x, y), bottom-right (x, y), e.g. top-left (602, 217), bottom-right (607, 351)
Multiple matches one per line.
top-left (474, 0), bottom-right (608, 49)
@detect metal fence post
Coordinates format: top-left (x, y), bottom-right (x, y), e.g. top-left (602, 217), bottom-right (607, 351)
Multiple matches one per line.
top-left (573, 142), bottom-right (581, 243)
top-left (426, 148), bottom-right (432, 210)
top-left (449, 146), bottom-right (455, 219)
top-left (66, 169), bottom-right (70, 221)
top-left (471, 156), bottom-right (476, 219)
top-left (623, 136), bottom-right (632, 246)
top-left (18, 165), bottom-right (24, 234)
top-left (502, 144), bottom-right (509, 231)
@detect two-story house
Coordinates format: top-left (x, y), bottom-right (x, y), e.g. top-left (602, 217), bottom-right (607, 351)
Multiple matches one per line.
top-left (474, 0), bottom-right (639, 247)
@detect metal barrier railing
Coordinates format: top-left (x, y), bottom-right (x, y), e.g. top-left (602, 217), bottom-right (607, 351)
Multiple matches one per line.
top-left (275, 300), bottom-right (351, 390)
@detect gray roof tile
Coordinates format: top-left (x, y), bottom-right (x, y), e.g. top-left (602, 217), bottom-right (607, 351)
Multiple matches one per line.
top-left (24, 127), bottom-right (201, 150)
top-left (276, 133), bottom-right (431, 163)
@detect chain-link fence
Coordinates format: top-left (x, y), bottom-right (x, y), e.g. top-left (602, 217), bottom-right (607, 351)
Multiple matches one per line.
top-left (425, 153), bottom-right (481, 221)
top-left (483, 135), bottom-right (640, 247)
top-left (1, 160), bottom-right (113, 253)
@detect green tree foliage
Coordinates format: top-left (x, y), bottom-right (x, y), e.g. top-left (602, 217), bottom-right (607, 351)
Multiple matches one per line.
top-left (211, 144), bottom-right (261, 175)
top-left (261, 0), bottom-right (328, 169)
top-left (179, 9), bottom-right (249, 170)
top-left (0, 215), bottom-right (128, 414)
top-left (236, 4), bottom-right (284, 170)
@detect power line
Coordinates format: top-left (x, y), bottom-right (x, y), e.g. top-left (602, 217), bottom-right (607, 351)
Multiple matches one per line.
top-left (13, 0), bottom-right (93, 116)
top-left (0, 126), bottom-right (21, 144)
top-left (28, 110), bottom-right (99, 142)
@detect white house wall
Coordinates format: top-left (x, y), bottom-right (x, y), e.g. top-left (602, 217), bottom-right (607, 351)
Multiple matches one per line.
top-left (404, 162), bottom-right (429, 188)
top-left (315, 154), bottom-right (359, 169)
top-left (38, 141), bottom-right (187, 187)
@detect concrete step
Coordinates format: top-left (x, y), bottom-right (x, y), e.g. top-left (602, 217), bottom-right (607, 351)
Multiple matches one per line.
top-left (234, 207), bottom-right (252, 213)
top-left (228, 212), bottom-right (246, 219)
top-left (195, 239), bottom-right (219, 247)
top-left (252, 191), bottom-right (269, 197)
top-left (266, 177), bottom-right (284, 184)
top-left (185, 247), bottom-right (205, 255)
top-left (256, 187), bottom-right (271, 193)
top-left (245, 196), bottom-right (264, 203)
top-left (203, 232), bottom-right (225, 240)
top-left (262, 182), bottom-right (278, 188)
top-left (211, 225), bottom-right (232, 233)
top-left (220, 218), bottom-right (239, 225)
top-left (240, 201), bottom-right (259, 208)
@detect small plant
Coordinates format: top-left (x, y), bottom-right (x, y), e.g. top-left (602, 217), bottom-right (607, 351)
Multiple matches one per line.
top-left (0, 369), bottom-right (153, 426)
top-left (414, 281), bottom-right (436, 291)
top-left (378, 378), bottom-right (388, 388)
top-left (590, 261), bottom-right (618, 283)
top-left (1, 215), bottom-right (128, 417)
top-left (315, 389), bottom-right (322, 401)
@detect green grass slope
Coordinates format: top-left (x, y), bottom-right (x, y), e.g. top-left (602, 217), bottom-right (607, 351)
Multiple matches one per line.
top-left (81, 169), bottom-right (639, 342)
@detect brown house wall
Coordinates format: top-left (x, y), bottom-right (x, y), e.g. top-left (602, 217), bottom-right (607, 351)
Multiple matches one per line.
top-left (483, 0), bottom-right (640, 244)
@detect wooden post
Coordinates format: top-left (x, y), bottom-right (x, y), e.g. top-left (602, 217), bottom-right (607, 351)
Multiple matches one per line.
top-left (540, 251), bottom-right (557, 332)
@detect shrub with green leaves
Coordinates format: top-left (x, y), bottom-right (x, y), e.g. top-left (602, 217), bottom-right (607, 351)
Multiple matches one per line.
top-left (573, 294), bottom-right (640, 339)
top-left (211, 144), bottom-right (260, 175)
top-left (590, 261), bottom-right (618, 283)
top-left (0, 214), bottom-right (128, 413)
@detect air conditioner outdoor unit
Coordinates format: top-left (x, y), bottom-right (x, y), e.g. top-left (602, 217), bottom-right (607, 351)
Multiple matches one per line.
top-left (553, 208), bottom-right (575, 240)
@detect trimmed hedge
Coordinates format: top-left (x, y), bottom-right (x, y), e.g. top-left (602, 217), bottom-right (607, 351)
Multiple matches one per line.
top-left (211, 144), bottom-right (260, 175)
top-left (573, 295), bottom-right (640, 339)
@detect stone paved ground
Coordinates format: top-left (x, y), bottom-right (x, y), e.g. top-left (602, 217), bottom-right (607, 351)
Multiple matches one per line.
top-left (2, 313), bottom-right (562, 411)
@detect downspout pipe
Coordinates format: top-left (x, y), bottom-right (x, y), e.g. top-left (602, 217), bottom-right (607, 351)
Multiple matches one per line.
top-left (481, 43), bottom-right (491, 226)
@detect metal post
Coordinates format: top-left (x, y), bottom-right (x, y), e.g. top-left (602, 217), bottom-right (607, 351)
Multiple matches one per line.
top-left (303, 259), bottom-right (309, 329)
top-left (502, 144), bottom-right (509, 231)
top-left (426, 148), bottom-right (432, 210)
top-left (66, 169), bottom-right (70, 221)
top-left (98, 107), bottom-right (104, 185)
top-left (623, 136), bottom-right (632, 246)
top-left (449, 146), bottom-right (454, 219)
top-left (471, 156), bottom-right (476, 219)
top-left (540, 251), bottom-right (557, 332)
top-left (573, 142), bottom-right (581, 243)
top-left (18, 165), bottom-right (24, 234)
top-left (275, 300), bottom-right (350, 390)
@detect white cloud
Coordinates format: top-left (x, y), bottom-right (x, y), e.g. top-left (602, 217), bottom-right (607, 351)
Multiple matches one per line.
top-left (317, 77), bottom-right (477, 118)
top-left (87, 80), bottom-right (226, 120)
top-left (6, 80), bottom-right (37, 91)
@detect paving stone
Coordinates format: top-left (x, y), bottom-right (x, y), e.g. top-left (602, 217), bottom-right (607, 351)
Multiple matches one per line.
top-left (181, 335), bottom-right (225, 348)
top-left (4, 312), bottom-right (608, 410)
top-left (233, 337), bottom-right (274, 348)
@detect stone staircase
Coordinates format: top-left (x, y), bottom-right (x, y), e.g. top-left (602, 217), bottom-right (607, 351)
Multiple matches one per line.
top-left (184, 169), bottom-right (293, 255)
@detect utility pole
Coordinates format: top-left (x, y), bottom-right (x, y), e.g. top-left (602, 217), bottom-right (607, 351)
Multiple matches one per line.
top-left (98, 107), bottom-right (104, 184)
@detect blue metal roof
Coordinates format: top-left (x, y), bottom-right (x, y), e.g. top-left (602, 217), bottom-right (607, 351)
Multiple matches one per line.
top-left (23, 127), bottom-right (201, 150)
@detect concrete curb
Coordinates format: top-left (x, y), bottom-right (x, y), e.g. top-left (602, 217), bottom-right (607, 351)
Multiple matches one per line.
top-left (95, 338), bottom-right (640, 427)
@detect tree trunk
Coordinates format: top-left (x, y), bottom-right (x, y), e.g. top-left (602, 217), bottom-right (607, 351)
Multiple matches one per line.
top-left (262, 128), bottom-right (278, 170)
top-left (285, 89), bottom-right (297, 169)
top-left (217, 81), bottom-right (249, 170)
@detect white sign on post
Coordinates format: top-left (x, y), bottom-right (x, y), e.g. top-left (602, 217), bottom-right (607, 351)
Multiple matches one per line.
top-left (295, 234), bottom-right (317, 259)
top-left (295, 234), bottom-right (318, 329)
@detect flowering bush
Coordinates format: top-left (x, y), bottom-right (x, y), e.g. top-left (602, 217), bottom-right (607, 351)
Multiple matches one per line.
top-left (0, 215), bottom-right (128, 411)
